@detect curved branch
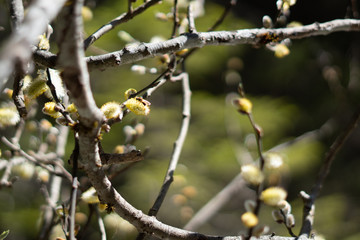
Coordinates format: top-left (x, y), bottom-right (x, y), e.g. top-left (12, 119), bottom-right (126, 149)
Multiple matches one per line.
top-left (0, 0), bottom-right (67, 92)
top-left (83, 0), bottom-right (162, 49)
top-left (32, 19), bottom-right (360, 70)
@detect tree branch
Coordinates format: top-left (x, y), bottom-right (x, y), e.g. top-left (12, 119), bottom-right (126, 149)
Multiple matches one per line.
top-left (7, 0), bottom-right (24, 31)
top-left (83, 0), bottom-right (162, 50)
top-left (32, 19), bottom-right (360, 71)
top-left (0, 0), bottom-right (67, 92)
top-left (299, 107), bottom-right (360, 237)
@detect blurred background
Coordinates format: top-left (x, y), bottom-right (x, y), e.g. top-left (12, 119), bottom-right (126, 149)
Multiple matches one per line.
top-left (0, 0), bottom-right (360, 239)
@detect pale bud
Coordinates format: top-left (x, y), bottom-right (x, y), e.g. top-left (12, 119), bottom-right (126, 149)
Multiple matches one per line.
top-left (241, 212), bottom-right (259, 228)
top-left (260, 187), bottom-right (287, 206)
top-left (277, 200), bottom-right (291, 215)
top-left (253, 225), bottom-right (270, 237)
top-left (131, 65), bottom-right (147, 75)
top-left (244, 200), bottom-right (256, 213)
top-left (241, 164), bottom-right (264, 186)
top-left (272, 209), bottom-right (284, 223)
top-left (0, 107), bottom-right (20, 128)
top-left (81, 187), bottom-right (100, 204)
top-left (285, 213), bottom-right (295, 228)
top-left (262, 15), bottom-right (273, 28)
top-left (264, 152), bottom-right (283, 170)
top-left (274, 44), bottom-right (290, 58)
top-left (118, 30), bottom-right (136, 43)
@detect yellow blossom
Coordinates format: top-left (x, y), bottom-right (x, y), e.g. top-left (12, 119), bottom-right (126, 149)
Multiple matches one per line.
top-left (125, 98), bottom-right (150, 116)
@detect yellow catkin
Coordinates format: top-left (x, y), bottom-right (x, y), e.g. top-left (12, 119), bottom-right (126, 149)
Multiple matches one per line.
top-left (27, 80), bottom-right (49, 99)
top-left (100, 102), bottom-right (121, 119)
top-left (42, 102), bottom-right (61, 118)
top-left (233, 98), bottom-right (252, 114)
top-left (125, 98), bottom-right (150, 116)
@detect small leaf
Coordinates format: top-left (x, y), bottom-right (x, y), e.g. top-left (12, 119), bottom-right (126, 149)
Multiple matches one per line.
top-left (0, 230), bottom-right (10, 240)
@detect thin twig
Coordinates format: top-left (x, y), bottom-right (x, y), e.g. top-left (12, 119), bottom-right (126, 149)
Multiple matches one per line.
top-left (83, 0), bottom-right (161, 49)
top-left (136, 73), bottom-right (191, 240)
top-left (207, 0), bottom-right (237, 32)
top-left (12, 64), bottom-right (27, 118)
top-left (171, 0), bottom-right (179, 38)
top-left (96, 207), bottom-right (107, 240)
top-left (7, 0), bottom-right (24, 31)
top-left (187, 5), bottom-right (197, 33)
top-left (1, 136), bottom-right (73, 181)
top-left (69, 176), bottom-right (78, 240)
top-left (299, 107), bottom-right (360, 237)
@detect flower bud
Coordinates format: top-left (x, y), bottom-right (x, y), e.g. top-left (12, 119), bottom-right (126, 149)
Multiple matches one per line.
top-left (81, 6), bottom-right (93, 21)
top-left (272, 209), bottom-right (284, 223)
top-left (244, 200), bottom-right (256, 213)
top-left (66, 103), bottom-right (77, 113)
top-left (260, 187), bottom-right (287, 206)
top-left (3, 88), bottom-right (13, 98)
top-left (81, 187), bottom-right (100, 204)
top-left (285, 213), bottom-right (295, 228)
top-left (113, 145), bottom-right (125, 154)
top-left (0, 107), bottom-right (20, 128)
top-left (38, 33), bottom-right (50, 50)
top-left (100, 102), bottom-right (121, 120)
top-left (134, 123), bottom-right (145, 136)
top-left (277, 200), bottom-right (291, 215)
top-left (233, 98), bottom-right (252, 114)
top-left (131, 65), bottom-right (147, 75)
top-left (55, 206), bottom-right (69, 217)
top-left (264, 152), bottom-right (283, 170)
top-left (241, 164), bottom-right (264, 186)
top-left (253, 225), bottom-right (270, 237)
top-left (274, 44), bottom-right (290, 58)
top-left (241, 212), bottom-right (259, 228)
top-left (262, 15), bottom-right (273, 28)
top-left (42, 102), bottom-right (61, 118)
top-left (124, 88), bottom-right (137, 99)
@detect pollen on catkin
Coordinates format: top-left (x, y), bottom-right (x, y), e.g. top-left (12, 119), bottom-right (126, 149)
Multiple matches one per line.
top-left (260, 187), bottom-right (287, 206)
top-left (125, 98), bottom-right (150, 116)
top-left (42, 102), bottom-right (61, 118)
top-left (100, 102), bottom-right (121, 120)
